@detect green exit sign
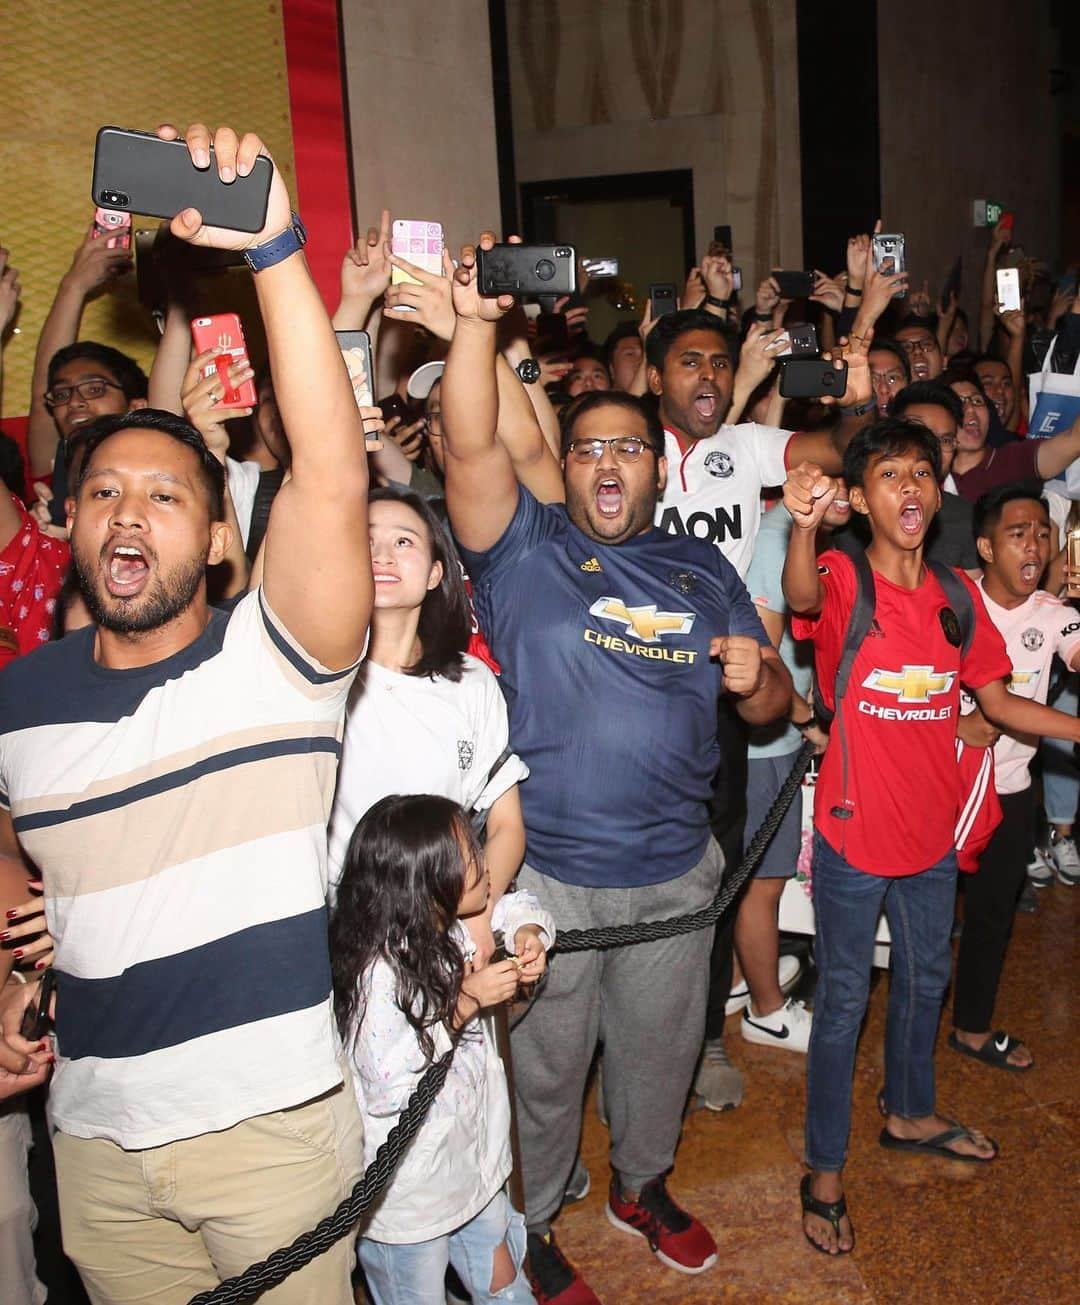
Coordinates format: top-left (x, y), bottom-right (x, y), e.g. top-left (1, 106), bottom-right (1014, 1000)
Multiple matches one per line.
top-left (973, 199), bottom-right (1005, 226)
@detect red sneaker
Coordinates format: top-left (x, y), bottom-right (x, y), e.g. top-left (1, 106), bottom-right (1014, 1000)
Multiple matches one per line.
top-left (525, 1230), bottom-right (601, 1304)
top-left (605, 1176), bottom-right (718, 1275)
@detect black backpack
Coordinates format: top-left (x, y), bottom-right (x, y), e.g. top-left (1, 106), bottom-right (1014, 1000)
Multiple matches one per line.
top-left (816, 549), bottom-right (975, 822)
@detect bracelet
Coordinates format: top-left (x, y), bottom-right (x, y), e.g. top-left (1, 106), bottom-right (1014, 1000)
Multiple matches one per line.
top-left (753, 310), bottom-right (773, 322)
top-left (705, 294), bottom-right (733, 309)
top-left (845, 285), bottom-right (863, 297)
top-left (792, 714), bottom-right (818, 733)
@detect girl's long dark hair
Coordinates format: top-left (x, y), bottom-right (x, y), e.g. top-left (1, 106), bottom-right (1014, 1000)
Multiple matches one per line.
top-left (369, 486), bottom-right (471, 682)
top-left (330, 793), bottom-right (480, 1060)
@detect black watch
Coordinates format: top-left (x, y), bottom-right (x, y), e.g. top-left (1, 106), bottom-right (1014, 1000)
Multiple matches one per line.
top-left (705, 294), bottom-right (733, 309)
top-left (516, 357), bottom-right (541, 385)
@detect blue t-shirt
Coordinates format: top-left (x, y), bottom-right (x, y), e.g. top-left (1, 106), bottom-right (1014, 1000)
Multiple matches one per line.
top-left (459, 488), bottom-right (769, 887)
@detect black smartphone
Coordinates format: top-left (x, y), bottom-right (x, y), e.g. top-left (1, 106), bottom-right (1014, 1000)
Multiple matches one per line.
top-left (536, 311), bottom-right (570, 352)
top-left (772, 270), bottom-right (816, 299)
top-left (20, 968), bottom-right (57, 1042)
top-left (779, 322), bottom-right (819, 359)
top-left (713, 224), bottom-right (733, 251)
top-left (135, 228), bottom-right (245, 311)
top-left (779, 358), bottom-right (848, 399)
top-left (476, 244), bottom-right (577, 298)
top-left (92, 127), bottom-right (273, 234)
top-left (940, 256), bottom-right (963, 309)
top-left (649, 282), bottom-right (679, 319)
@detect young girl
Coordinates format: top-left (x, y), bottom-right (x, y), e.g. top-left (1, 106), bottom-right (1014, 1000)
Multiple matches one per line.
top-left (331, 793), bottom-right (553, 1304)
top-left (327, 487), bottom-right (528, 957)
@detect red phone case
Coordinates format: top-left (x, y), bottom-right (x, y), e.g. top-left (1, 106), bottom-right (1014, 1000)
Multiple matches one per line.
top-left (190, 314), bottom-right (257, 408)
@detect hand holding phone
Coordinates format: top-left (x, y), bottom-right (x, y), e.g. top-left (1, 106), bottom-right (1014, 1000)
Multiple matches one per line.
top-left (19, 968), bottom-right (57, 1043)
top-left (871, 234), bottom-right (906, 299)
top-left (649, 283), bottom-right (679, 320)
top-left (93, 207), bottom-right (132, 250)
top-left (780, 358), bottom-right (849, 399)
top-left (190, 314), bottom-right (258, 408)
top-left (390, 220), bottom-right (445, 310)
top-left (477, 245), bottom-right (577, 299)
top-left (996, 267), bottom-right (1022, 314)
top-left (772, 270), bottom-right (816, 300)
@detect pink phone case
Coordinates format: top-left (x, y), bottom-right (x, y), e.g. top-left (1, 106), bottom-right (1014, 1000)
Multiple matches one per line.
top-left (190, 314), bottom-right (257, 408)
top-left (391, 220), bottom-right (444, 300)
top-left (93, 207), bottom-right (131, 250)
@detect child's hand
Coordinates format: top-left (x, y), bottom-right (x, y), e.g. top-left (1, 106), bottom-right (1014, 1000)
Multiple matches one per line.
top-left (513, 926), bottom-right (547, 984)
top-left (458, 959), bottom-right (520, 1023)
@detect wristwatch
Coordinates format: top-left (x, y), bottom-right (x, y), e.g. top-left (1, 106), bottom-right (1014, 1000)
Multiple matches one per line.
top-left (705, 294), bottom-right (733, 309)
top-left (841, 399), bottom-right (876, 417)
top-left (243, 212), bottom-right (307, 273)
top-left (515, 357), bottom-right (541, 385)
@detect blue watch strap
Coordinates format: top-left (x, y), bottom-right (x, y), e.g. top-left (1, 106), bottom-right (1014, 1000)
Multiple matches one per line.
top-left (243, 213), bottom-right (307, 273)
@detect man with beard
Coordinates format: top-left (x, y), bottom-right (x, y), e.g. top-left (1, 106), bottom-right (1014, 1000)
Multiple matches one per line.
top-left (0, 122), bottom-right (373, 1303)
top-left (440, 235), bottom-right (791, 1303)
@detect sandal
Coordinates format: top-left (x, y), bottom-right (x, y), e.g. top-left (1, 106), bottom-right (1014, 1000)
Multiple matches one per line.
top-left (948, 1030), bottom-right (1033, 1072)
top-left (879, 1121), bottom-right (998, 1163)
top-left (799, 1173), bottom-right (855, 1255)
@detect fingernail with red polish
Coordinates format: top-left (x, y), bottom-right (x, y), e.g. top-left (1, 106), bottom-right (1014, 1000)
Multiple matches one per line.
top-left (34, 960), bottom-right (47, 970)
top-left (5, 909), bottom-right (17, 919)
top-left (12, 949), bottom-right (23, 959)
top-left (0, 931), bottom-right (9, 940)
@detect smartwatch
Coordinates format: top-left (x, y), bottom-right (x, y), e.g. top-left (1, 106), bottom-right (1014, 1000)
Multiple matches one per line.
top-left (516, 357), bottom-right (541, 386)
top-left (243, 213), bottom-right (308, 273)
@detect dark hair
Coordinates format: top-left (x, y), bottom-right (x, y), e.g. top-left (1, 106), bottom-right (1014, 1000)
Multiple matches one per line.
top-left (644, 308), bottom-right (738, 372)
top-left (868, 337), bottom-right (912, 379)
top-left (971, 352), bottom-right (1010, 374)
top-left (940, 364), bottom-right (990, 398)
top-left (972, 481), bottom-right (1049, 542)
top-left (891, 381), bottom-right (963, 426)
top-left (0, 432), bottom-right (27, 502)
top-left (47, 342), bottom-right (149, 402)
top-left (330, 794), bottom-right (478, 1059)
top-left (603, 320), bottom-right (643, 366)
top-left (895, 317), bottom-right (940, 342)
top-left (368, 486), bottom-right (471, 681)
top-left (843, 416), bottom-right (942, 489)
top-left (75, 409), bottom-right (226, 519)
top-left (558, 389), bottom-right (665, 457)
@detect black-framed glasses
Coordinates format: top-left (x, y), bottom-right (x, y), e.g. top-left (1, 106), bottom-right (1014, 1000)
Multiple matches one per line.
top-left (44, 379), bottom-right (125, 408)
top-left (957, 393), bottom-right (987, 409)
top-left (566, 436), bottom-right (657, 463)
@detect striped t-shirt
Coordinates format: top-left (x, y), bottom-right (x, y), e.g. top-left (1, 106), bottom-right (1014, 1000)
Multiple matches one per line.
top-left (0, 589), bottom-right (357, 1149)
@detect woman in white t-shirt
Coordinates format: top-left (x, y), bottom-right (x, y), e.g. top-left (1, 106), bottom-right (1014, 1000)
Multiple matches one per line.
top-left (328, 487), bottom-right (527, 953)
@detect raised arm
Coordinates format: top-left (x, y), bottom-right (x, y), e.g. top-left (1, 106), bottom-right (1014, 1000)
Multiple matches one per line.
top-left (1034, 413), bottom-right (1080, 481)
top-left (166, 122), bottom-right (370, 670)
top-left (26, 225), bottom-right (132, 476)
top-left (331, 209), bottom-right (392, 331)
top-left (974, 677), bottom-right (1080, 747)
top-left (781, 462), bottom-right (837, 615)
top-left (433, 235), bottom-right (521, 553)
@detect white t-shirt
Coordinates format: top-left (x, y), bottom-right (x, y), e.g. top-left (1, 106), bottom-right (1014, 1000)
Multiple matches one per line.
top-left (328, 654), bottom-right (528, 885)
top-left (225, 456), bottom-right (261, 548)
top-left (966, 581), bottom-right (1080, 794)
top-left (655, 423), bottom-right (795, 577)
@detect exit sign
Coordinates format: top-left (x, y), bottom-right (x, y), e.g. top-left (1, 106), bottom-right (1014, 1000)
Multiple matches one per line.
top-left (973, 199), bottom-right (1005, 227)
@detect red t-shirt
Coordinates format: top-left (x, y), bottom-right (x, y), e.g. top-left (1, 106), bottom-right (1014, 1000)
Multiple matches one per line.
top-left (0, 495), bottom-right (70, 669)
top-left (952, 439), bottom-right (1040, 502)
top-left (793, 551), bottom-right (1011, 876)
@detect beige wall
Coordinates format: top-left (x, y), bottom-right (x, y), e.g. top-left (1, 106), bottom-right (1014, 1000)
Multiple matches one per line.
top-left (506, 0), bottom-right (802, 289)
top-left (340, 1), bottom-right (503, 250)
top-left (877, 4), bottom-right (1059, 322)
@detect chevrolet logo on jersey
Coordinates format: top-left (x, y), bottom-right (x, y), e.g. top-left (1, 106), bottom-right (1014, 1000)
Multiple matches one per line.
top-left (862, 665), bottom-right (956, 703)
top-left (590, 598), bottom-right (695, 643)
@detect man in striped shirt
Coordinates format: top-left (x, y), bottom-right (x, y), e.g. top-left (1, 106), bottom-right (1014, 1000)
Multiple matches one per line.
top-left (0, 123), bottom-right (373, 1303)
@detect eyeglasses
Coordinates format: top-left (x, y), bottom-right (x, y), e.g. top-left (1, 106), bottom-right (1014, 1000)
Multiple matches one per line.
top-left (957, 393), bottom-right (987, 409)
top-left (566, 436), bottom-right (657, 462)
top-left (937, 435), bottom-right (957, 448)
top-left (899, 338), bottom-right (939, 355)
top-left (872, 370), bottom-right (907, 388)
top-left (44, 379), bottom-right (125, 407)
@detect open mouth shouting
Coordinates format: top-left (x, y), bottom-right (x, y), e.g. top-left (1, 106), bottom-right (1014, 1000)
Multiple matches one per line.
top-left (693, 387), bottom-right (718, 426)
top-left (104, 539), bottom-right (152, 598)
top-left (1018, 560), bottom-right (1041, 586)
top-left (898, 500), bottom-right (924, 537)
top-left (596, 477), bottom-right (624, 520)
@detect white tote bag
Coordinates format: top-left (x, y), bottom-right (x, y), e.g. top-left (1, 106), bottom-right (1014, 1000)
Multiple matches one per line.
top-left (1028, 336), bottom-right (1080, 497)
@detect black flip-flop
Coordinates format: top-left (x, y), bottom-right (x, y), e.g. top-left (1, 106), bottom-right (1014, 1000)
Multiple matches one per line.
top-left (800, 1174), bottom-right (855, 1255)
top-left (879, 1122), bottom-right (999, 1163)
top-left (948, 1030), bottom-right (1033, 1072)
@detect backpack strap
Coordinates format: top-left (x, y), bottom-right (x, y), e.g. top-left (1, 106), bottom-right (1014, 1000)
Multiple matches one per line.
top-left (925, 560), bottom-right (976, 660)
top-left (815, 548), bottom-right (877, 728)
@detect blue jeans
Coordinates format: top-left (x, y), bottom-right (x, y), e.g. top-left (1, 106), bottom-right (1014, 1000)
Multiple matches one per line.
top-left (357, 1189), bottom-right (534, 1305)
top-left (1042, 673), bottom-right (1078, 826)
top-left (805, 830), bottom-right (958, 1172)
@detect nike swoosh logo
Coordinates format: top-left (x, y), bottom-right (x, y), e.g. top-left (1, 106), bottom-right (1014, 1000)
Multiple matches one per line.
top-left (746, 1019), bottom-right (790, 1040)
top-left (994, 1034), bottom-right (1009, 1053)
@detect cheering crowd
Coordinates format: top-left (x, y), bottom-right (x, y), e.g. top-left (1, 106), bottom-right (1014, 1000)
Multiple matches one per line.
top-left (0, 120), bottom-right (1078, 1305)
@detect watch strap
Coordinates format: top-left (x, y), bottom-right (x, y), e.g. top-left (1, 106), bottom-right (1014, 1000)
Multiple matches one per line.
top-left (243, 213), bottom-right (307, 273)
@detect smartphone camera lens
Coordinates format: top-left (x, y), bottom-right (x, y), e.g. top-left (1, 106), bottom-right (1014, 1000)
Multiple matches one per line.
top-left (101, 191), bottom-right (130, 208)
top-left (535, 259), bottom-right (556, 282)
top-left (555, 247), bottom-right (572, 259)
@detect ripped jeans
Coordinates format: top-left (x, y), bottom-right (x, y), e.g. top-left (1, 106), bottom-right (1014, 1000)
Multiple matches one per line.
top-left (357, 1188), bottom-right (535, 1304)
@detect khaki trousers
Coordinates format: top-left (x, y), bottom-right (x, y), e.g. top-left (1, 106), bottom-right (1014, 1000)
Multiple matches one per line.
top-left (53, 1077), bottom-right (363, 1305)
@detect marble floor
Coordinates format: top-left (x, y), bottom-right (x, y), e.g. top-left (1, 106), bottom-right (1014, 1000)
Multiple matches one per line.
top-left (552, 879), bottom-right (1078, 1304)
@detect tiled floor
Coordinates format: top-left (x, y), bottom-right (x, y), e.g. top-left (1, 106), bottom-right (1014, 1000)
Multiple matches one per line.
top-left (553, 879), bottom-right (1078, 1304)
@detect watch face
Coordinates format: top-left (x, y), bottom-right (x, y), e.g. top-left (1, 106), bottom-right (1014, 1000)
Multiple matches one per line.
top-left (517, 358), bottom-right (541, 384)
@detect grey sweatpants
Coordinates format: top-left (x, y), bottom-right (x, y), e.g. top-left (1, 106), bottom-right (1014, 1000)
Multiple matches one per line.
top-left (510, 841), bottom-right (722, 1230)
